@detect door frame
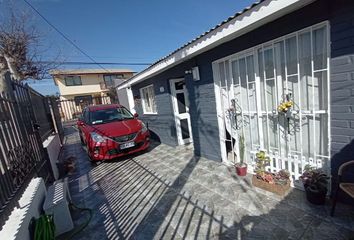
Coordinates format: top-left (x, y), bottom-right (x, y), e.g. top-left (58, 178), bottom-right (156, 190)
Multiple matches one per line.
top-left (169, 78), bottom-right (193, 145)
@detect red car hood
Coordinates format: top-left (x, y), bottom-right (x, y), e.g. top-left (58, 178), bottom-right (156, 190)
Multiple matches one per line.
top-left (91, 119), bottom-right (142, 137)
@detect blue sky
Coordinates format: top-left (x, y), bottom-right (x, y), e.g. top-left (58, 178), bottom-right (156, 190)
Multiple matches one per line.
top-left (2, 0), bottom-right (255, 95)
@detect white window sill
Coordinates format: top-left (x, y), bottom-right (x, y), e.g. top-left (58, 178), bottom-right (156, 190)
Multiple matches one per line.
top-left (142, 112), bottom-right (158, 115)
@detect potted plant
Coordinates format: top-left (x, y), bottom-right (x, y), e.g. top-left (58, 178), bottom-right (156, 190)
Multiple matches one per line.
top-left (299, 165), bottom-right (329, 205)
top-left (252, 150), bottom-right (291, 196)
top-left (235, 135), bottom-right (247, 176)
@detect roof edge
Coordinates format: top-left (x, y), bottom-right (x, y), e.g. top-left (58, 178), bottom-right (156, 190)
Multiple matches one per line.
top-left (118, 0), bottom-right (315, 90)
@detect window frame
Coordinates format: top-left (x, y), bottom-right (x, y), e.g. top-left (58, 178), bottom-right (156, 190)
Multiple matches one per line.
top-left (212, 21), bottom-right (331, 180)
top-left (139, 84), bottom-right (157, 114)
top-left (103, 74), bottom-right (124, 87)
top-left (64, 75), bottom-right (82, 86)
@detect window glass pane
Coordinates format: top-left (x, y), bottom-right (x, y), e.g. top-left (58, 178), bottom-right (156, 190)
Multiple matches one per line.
top-left (141, 86), bottom-right (156, 113)
top-left (313, 27), bottom-right (327, 70)
top-left (285, 36), bottom-right (297, 75)
top-left (302, 116), bottom-right (315, 159)
top-left (287, 75), bottom-right (299, 111)
top-left (65, 77), bottom-right (74, 86)
top-left (258, 49), bottom-right (266, 111)
top-left (314, 71), bottom-right (328, 111)
top-left (225, 61), bottom-right (231, 89)
top-left (231, 60), bottom-right (239, 85)
top-left (239, 58), bottom-right (248, 111)
top-left (250, 114), bottom-right (259, 146)
top-left (180, 119), bottom-right (190, 139)
top-left (274, 41), bottom-right (286, 82)
top-left (246, 55), bottom-right (255, 82)
top-left (243, 115), bottom-right (252, 148)
top-left (175, 81), bottom-right (185, 90)
top-left (289, 114), bottom-right (301, 153)
top-left (299, 31), bottom-right (312, 111)
top-left (315, 114), bottom-right (328, 156)
top-left (219, 62), bottom-right (226, 87)
top-left (148, 86), bottom-right (157, 113)
top-left (104, 76), bottom-right (113, 87)
top-left (248, 82), bottom-right (257, 111)
top-left (264, 48), bottom-right (274, 79)
top-left (74, 76), bottom-right (82, 85)
top-left (268, 115), bottom-right (278, 149)
top-left (262, 116), bottom-right (268, 151)
top-left (266, 80), bottom-right (276, 111)
top-left (142, 88), bottom-right (151, 112)
top-left (176, 93), bottom-right (186, 114)
top-left (231, 59), bottom-right (242, 110)
top-left (274, 41), bottom-right (286, 103)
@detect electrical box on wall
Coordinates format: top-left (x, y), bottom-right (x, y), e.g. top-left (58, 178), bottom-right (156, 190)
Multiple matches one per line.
top-left (192, 67), bottom-right (200, 81)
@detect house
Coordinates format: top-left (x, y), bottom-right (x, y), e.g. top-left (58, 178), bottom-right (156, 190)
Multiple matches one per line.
top-left (51, 69), bottom-right (134, 120)
top-left (117, 0), bottom-right (354, 190)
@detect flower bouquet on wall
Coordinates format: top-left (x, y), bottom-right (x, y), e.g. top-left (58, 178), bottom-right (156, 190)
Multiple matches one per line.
top-left (252, 151), bottom-right (291, 196)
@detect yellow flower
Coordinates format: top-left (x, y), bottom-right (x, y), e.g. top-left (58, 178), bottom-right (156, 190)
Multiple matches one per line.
top-left (285, 101), bottom-right (293, 107)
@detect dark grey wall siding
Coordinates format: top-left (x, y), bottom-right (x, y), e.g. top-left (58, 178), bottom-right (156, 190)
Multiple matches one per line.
top-left (132, 62), bottom-right (194, 147)
top-left (132, 77), bottom-right (177, 146)
top-left (186, 72), bottom-right (221, 160)
top-left (329, 0), bottom-right (354, 202)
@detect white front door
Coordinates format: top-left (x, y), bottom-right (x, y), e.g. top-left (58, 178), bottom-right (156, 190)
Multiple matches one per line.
top-left (170, 78), bottom-right (193, 145)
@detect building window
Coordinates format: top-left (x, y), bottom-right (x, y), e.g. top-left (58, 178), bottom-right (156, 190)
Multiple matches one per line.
top-left (103, 74), bottom-right (124, 87)
top-left (140, 85), bottom-right (157, 114)
top-left (65, 76), bottom-right (82, 86)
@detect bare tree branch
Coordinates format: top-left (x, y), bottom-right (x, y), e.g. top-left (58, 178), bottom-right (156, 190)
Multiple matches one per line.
top-left (0, 12), bottom-right (59, 83)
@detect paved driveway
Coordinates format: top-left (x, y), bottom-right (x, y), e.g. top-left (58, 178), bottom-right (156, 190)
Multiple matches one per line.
top-left (61, 126), bottom-right (354, 239)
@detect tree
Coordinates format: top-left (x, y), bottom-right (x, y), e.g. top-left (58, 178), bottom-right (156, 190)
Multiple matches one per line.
top-left (0, 13), bottom-right (55, 92)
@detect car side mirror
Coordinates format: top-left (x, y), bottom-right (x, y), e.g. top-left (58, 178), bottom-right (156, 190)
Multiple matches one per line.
top-left (78, 121), bottom-right (84, 126)
top-left (133, 113), bottom-right (139, 118)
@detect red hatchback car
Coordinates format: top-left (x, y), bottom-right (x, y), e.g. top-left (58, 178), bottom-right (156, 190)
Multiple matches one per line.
top-left (77, 104), bottom-right (150, 161)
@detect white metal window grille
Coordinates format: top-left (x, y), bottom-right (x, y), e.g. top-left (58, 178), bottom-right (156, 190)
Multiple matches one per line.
top-left (140, 85), bottom-right (157, 114)
top-left (214, 22), bottom-right (330, 184)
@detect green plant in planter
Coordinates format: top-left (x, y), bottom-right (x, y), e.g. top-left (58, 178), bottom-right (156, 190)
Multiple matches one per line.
top-left (236, 135), bottom-right (245, 167)
top-left (255, 150), bottom-right (270, 176)
top-left (299, 165), bottom-right (329, 205)
top-left (300, 165), bottom-right (329, 192)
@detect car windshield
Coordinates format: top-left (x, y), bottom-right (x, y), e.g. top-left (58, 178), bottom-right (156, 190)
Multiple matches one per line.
top-left (90, 107), bottom-right (134, 125)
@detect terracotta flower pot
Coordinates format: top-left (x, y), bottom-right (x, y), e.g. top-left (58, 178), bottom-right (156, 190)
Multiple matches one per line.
top-left (235, 164), bottom-right (247, 176)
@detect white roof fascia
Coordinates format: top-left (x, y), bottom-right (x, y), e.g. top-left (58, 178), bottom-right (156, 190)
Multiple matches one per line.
top-left (118, 0), bottom-right (315, 90)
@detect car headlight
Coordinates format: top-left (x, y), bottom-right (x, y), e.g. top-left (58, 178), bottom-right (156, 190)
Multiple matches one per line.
top-left (90, 132), bottom-right (107, 143)
top-left (141, 122), bottom-right (148, 133)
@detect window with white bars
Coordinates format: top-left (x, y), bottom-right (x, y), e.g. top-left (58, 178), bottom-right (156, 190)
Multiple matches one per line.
top-left (140, 85), bottom-right (157, 114)
top-left (215, 22), bottom-right (330, 179)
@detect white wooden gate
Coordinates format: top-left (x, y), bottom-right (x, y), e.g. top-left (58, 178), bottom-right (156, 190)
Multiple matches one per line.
top-left (213, 22), bottom-right (330, 184)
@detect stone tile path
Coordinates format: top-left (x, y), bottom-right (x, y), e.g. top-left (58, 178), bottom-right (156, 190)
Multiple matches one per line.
top-left (60, 126), bottom-right (354, 239)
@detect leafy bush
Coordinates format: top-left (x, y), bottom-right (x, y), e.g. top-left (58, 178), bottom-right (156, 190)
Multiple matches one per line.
top-left (299, 165), bottom-right (328, 193)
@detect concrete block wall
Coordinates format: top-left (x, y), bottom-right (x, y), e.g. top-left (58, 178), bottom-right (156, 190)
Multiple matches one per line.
top-left (329, 0), bottom-right (354, 203)
top-left (330, 56), bottom-right (354, 152)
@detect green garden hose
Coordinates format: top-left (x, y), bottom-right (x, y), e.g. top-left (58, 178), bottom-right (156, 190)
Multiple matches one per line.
top-left (65, 203), bottom-right (93, 240)
top-left (34, 215), bottom-right (55, 240)
top-left (33, 202), bottom-right (92, 240)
